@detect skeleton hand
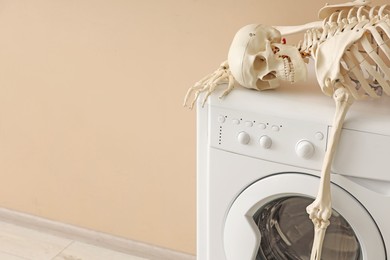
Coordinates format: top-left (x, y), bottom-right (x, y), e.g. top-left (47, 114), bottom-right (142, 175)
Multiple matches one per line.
top-left (306, 195), bottom-right (331, 260)
top-left (183, 60), bottom-right (235, 109)
top-left (306, 195), bottom-right (331, 230)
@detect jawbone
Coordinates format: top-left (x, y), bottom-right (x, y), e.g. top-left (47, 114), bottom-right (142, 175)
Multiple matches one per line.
top-left (274, 43), bottom-right (308, 84)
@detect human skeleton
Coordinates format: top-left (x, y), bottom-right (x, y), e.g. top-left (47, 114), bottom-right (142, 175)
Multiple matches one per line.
top-left (184, 0), bottom-right (390, 259)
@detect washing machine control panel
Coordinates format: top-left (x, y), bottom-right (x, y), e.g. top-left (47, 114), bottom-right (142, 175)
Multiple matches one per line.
top-left (210, 106), bottom-right (328, 170)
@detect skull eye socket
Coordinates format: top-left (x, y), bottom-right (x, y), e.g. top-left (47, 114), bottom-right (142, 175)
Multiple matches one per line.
top-left (253, 56), bottom-right (266, 70)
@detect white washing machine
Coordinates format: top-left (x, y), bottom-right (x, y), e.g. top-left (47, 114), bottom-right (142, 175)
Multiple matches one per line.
top-left (196, 67), bottom-right (390, 259)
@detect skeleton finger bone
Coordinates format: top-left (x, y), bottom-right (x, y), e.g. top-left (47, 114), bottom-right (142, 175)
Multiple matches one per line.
top-left (183, 61), bottom-right (235, 109)
top-left (183, 71), bottom-right (215, 107)
top-left (310, 224), bottom-right (328, 260)
top-left (219, 74), bottom-right (235, 99)
top-left (307, 86), bottom-right (354, 260)
top-left (201, 72), bottom-right (229, 107)
top-left (191, 71), bottom-right (225, 108)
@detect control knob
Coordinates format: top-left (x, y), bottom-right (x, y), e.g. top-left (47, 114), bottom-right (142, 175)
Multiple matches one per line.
top-left (259, 135), bottom-right (272, 149)
top-left (295, 140), bottom-right (315, 159)
top-left (237, 132), bottom-right (250, 145)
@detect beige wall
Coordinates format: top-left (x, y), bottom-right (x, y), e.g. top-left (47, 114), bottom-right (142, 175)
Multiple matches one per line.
top-left (0, 0), bottom-right (387, 255)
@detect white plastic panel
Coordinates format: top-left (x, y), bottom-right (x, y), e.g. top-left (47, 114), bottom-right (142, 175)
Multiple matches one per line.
top-left (333, 128), bottom-right (390, 181)
top-left (209, 106), bottom-right (328, 171)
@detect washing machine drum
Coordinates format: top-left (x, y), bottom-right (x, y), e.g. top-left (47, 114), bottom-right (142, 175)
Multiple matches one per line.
top-left (223, 173), bottom-right (385, 260)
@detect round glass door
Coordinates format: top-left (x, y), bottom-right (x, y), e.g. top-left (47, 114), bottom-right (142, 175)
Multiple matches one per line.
top-left (223, 173), bottom-right (385, 260)
top-left (254, 196), bottom-right (360, 259)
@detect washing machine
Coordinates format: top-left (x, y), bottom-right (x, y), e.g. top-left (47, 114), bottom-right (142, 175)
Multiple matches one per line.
top-left (196, 65), bottom-right (390, 259)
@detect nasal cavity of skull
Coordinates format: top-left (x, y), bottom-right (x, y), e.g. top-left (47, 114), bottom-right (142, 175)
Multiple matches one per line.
top-left (261, 72), bottom-right (276, 81)
top-left (256, 77), bottom-right (274, 89)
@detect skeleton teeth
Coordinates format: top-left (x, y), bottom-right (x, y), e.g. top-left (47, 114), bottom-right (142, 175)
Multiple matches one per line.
top-left (282, 57), bottom-right (295, 82)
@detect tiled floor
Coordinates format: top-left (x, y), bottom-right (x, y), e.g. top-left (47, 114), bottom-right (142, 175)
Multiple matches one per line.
top-left (0, 221), bottom-right (147, 260)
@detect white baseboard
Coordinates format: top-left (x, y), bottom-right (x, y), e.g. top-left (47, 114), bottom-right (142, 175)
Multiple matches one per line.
top-left (0, 207), bottom-right (196, 260)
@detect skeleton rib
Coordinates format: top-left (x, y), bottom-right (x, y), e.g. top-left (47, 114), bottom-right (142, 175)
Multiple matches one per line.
top-left (357, 6), bottom-right (369, 22)
top-left (369, 6), bottom-right (378, 19)
top-left (337, 10), bottom-right (345, 24)
top-left (347, 7), bottom-right (357, 23)
top-left (344, 51), bottom-right (379, 98)
top-left (371, 22), bottom-right (390, 61)
top-left (340, 62), bottom-right (362, 99)
top-left (359, 36), bottom-right (390, 95)
top-left (379, 5), bottom-right (389, 19)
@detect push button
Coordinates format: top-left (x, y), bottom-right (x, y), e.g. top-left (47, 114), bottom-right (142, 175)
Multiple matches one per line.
top-left (315, 132), bottom-right (324, 140)
top-left (218, 115), bottom-right (226, 123)
top-left (232, 119), bottom-right (240, 125)
top-left (245, 121), bottom-right (253, 127)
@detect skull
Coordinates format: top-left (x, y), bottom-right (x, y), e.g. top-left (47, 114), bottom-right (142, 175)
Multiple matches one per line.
top-left (228, 24), bottom-right (307, 90)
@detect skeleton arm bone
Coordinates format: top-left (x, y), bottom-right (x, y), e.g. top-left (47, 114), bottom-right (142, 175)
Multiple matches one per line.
top-left (274, 21), bottom-right (323, 36)
top-left (318, 0), bottom-right (371, 19)
top-left (306, 8), bottom-right (390, 258)
top-left (306, 13), bottom-right (363, 259)
top-left (306, 84), bottom-right (354, 260)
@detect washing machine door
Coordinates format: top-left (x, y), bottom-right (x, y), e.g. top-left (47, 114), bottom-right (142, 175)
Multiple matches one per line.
top-left (224, 173), bottom-right (385, 260)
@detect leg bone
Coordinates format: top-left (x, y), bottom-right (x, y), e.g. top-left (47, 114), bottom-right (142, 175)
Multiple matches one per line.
top-left (307, 86), bottom-right (354, 260)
